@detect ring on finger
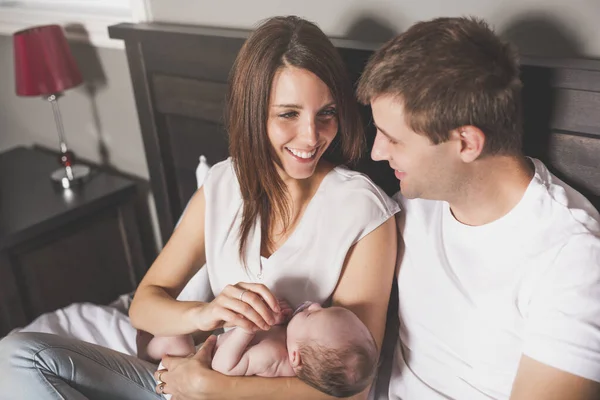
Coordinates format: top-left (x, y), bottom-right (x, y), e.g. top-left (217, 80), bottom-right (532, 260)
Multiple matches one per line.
top-left (239, 289), bottom-right (249, 302)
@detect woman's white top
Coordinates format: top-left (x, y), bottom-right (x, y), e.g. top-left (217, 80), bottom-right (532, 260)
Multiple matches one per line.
top-left (202, 158), bottom-right (400, 308)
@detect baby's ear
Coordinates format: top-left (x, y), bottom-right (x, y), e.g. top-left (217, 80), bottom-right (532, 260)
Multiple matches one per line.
top-left (290, 349), bottom-right (302, 369)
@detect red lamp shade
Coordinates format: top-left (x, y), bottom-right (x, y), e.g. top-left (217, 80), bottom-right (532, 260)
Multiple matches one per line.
top-left (13, 25), bottom-right (83, 96)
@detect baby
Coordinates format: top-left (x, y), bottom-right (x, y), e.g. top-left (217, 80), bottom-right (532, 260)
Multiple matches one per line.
top-left (151, 301), bottom-right (378, 398)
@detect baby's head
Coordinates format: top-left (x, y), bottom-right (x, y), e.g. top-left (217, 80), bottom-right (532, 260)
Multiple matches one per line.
top-left (286, 302), bottom-right (378, 397)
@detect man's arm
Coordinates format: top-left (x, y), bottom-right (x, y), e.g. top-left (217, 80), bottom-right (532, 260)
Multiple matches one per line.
top-left (510, 355), bottom-right (600, 400)
top-left (512, 237), bottom-right (600, 400)
top-left (211, 329), bottom-right (255, 375)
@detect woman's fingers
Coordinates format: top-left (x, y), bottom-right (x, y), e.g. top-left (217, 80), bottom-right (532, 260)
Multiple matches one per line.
top-left (154, 368), bottom-right (168, 382)
top-left (154, 369), bottom-right (169, 395)
top-left (225, 296), bottom-right (273, 330)
top-left (221, 284), bottom-right (277, 327)
top-left (237, 282), bottom-right (280, 313)
top-left (203, 283), bottom-right (281, 331)
top-left (155, 381), bottom-right (166, 395)
top-left (220, 308), bottom-right (259, 332)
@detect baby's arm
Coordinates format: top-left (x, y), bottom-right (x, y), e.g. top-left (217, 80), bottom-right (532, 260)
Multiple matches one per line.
top-left (211, 328), bottom-right (256, 375)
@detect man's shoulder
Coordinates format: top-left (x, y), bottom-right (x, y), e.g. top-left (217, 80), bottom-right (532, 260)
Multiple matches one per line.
top-left (553, 232), bottom-right (600, 271)
top-left (392, 191), bottom-right (444, 217)
top-left (531, 158), bottom-right (600, 232)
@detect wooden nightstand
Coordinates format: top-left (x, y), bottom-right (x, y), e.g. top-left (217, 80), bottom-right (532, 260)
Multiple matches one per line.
top-left (0, 146), bottom-right (147, 336)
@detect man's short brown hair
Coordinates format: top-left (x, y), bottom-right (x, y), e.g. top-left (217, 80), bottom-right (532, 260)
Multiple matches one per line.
top-left (357, 17), bottom-right (523, 156)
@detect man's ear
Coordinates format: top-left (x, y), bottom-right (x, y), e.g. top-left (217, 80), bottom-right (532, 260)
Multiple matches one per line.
top-left (290, 349), bottom-right (302, 369)
top-left (453, 125), bottom-right (485, 162)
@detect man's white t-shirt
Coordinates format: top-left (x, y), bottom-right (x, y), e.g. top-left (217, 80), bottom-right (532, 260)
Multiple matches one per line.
top-left (389, 158), bottom-right (600, 399)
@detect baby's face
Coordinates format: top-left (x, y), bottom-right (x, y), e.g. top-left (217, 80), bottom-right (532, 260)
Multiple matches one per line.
top-left (286, 303), bottom-right (365, 349)
top-left (286, 302), bottom-right (323, 344)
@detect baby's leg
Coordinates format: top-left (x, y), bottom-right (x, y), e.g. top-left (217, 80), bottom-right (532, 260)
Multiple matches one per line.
top-left (147, 334), bottom-right (195, 361)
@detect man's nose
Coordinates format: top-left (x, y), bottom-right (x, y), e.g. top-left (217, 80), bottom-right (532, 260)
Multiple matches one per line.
top-left (371, 132), bottom-right (389, 161)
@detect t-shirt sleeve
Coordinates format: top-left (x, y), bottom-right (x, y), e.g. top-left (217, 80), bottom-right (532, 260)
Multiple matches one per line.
top-left (338, 179), bottom-right (401, 246)
top-left (523, 233), bottom-right (600, 382)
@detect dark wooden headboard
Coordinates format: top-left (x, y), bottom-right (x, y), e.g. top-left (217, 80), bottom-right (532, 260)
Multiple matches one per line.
top-left (109, 22), bottom-right (600, 244)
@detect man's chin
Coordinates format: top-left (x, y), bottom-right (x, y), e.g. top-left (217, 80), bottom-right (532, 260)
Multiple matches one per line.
top-left (398, 184), bottom-right (419, 199)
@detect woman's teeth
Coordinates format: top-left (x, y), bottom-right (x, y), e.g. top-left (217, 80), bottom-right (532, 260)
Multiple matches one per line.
top-left (287, 147), bottom-right (316, 159)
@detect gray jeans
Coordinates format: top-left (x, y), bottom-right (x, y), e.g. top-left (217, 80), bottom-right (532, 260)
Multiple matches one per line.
top-left (0, 332), bottom-right (162, 400)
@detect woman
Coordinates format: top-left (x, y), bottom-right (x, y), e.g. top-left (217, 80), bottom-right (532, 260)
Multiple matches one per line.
top-left (0, 16), bottom-right (398, 400)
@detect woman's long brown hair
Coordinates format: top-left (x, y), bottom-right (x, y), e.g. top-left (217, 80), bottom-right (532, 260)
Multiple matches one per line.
top-left (226, 16), bottom-right (364, 265)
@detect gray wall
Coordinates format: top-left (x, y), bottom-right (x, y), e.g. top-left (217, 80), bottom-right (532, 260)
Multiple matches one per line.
top-left (2, 0), bottom-right (599, 176)
top-left (2, 0), bottom-right (599, 178)
top-left (150, 0), bottom-right (600, 58)
top-left (0, 35), bottom-right (148, 179)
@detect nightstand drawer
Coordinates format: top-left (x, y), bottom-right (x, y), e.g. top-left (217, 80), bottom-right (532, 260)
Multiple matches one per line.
top-left (10, 206), bottom-right (137, 320)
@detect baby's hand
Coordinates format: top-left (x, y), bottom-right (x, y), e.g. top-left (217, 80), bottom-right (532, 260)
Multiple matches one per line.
top-left (273, 299), bottom-right (293, 325)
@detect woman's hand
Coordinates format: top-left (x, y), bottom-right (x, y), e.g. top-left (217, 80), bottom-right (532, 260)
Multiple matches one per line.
top-left (156, 335), bottom-right (223, 400)
top-left (192, 282), bottom-right (281, 333)
top-left (273, 299), bottom-right (293, 325)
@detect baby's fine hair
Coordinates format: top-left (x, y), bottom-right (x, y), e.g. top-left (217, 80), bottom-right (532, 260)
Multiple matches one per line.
top-left (296, 335), bottom-right (379, 397)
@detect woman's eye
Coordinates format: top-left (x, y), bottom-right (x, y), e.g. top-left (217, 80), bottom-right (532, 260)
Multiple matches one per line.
top-left (279, 111), bottom-right (298, 119)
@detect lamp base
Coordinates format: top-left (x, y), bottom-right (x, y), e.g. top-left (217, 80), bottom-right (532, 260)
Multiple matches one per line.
top-left (51, 164), bottom-right (91, 187)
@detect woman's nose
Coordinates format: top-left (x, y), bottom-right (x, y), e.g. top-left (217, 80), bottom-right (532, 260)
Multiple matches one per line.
top-left (302, 118), bottom-right (318, 147)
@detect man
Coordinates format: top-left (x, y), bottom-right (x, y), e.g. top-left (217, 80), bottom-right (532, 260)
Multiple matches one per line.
top-left (356, 16), bottom-right (600, 400)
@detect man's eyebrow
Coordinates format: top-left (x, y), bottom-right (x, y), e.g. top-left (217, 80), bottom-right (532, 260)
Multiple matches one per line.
top-left (373, 123), bottom-right (396, 140)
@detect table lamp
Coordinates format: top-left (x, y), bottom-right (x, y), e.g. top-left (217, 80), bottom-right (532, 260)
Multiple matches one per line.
top-left (13, 24), bottom-right (90, 187)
